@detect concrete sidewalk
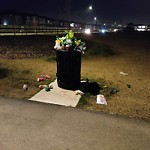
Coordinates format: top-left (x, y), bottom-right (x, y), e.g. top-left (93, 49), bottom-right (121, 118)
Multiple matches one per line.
top-left (0, 96), bottom-right (150, 150)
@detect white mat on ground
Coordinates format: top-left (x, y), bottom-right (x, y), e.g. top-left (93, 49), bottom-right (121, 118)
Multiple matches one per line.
top-left (29, 80), bottom-right (81, 107)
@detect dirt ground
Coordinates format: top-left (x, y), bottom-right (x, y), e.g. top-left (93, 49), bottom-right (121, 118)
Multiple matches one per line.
top-left (0, 32), bottom-right (150, 120)
top-left (80, 32), bottom-right (150, 120)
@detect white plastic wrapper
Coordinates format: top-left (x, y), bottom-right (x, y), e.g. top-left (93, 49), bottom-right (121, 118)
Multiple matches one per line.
top-left (97, 94), bottom-right (107, 105)
top-left (23, 84), bottom-right (28, 90)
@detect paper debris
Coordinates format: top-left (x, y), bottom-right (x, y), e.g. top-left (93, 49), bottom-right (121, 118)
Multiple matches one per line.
top-left (39, 85), bottom-right (47, 89)
top-left (120, 71), bottom-right (128, 76)
top-left (75, 90), bottom-right (84, 95)
top-left (97, 94), bottom-right (107, 105)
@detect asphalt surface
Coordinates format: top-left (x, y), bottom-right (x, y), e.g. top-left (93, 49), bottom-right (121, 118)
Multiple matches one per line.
top-left (0, 96), bottom-right (149, 150)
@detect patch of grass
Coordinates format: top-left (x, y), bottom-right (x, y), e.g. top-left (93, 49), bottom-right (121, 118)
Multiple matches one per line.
top-left (86, 44), bottom-right (115, 57)
top-left (77, 34), bottom-right (115, 57)
top-left (46, 56), bottom-right (56, 62)
top-left (0, 33), bottom-right (149, 120)
top-left (100, 86), bottom-right (120, 98)
top-left (77, 94), bottom-right (90, 108)
top-left (77, 77), bottom-right (119, 109)
top-left (0, 68), bottom-right (10, 79)
top-left (11, 77), bottom-right (32, 88)
top-left (22, 69), bottom-right (31, 75)
top-left (0, 58), bottom-right (57, 99)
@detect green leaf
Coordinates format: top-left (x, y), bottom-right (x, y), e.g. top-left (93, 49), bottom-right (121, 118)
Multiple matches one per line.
top-left (65, 30), bottom-right (74, 39)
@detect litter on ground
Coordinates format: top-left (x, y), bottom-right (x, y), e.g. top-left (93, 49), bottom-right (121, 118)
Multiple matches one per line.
top-left (120, 71), bottom-right (128, 76)
top-left (97, 94), bottom-right (107, 105)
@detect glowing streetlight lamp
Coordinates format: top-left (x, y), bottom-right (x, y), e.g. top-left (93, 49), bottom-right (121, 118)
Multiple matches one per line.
top-left (94, 17), bottom-right (97, 26)
top-left (89, 5), bottom-right (93, 10)
top-left (88, 5), bottom-right (93, 27)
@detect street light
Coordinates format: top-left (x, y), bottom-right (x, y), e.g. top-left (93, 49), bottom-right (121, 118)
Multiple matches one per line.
top-left (88, 5), bottom-right (93, 28)
top-left (89, 5), bottom-right (93, 10)
top-left (94, 17), bottom-right (97, 26)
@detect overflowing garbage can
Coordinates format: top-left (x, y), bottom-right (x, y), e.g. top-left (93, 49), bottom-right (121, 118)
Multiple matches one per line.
top-left (54, 30), bottom-right (86, 90)
top-left (56, 49), bottom-right (81, 89)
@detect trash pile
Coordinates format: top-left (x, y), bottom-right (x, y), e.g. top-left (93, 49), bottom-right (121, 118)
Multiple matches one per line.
top-left (23, 76), bottom-right (119, 106)
top-left (54, 30), bottom-right (86, 53)
top-left (37, 74), bottom-right (50, 82)
top-left (22, 74), bottom-right (53, 92)
top-left (75, 78), bottom-right (120, 105)
top-left (37, 74), bottom-right (53, 92)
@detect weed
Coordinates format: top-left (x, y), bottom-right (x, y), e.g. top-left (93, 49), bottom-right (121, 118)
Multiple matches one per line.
top-left (77, 93), bottom-right (90, 108)
top-left (0, 68), bottom-right (10, 79)
top-left (100, 86), bottom-right (119, 98)
top-left (46, 56), bottom-right (56, 62)
top-left (22, 69), bottom-right (31, 74)
top-left (87, 44), bottom-right (115, 57)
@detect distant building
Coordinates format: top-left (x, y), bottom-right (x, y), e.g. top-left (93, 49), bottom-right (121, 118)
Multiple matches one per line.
top-left (0, 10), bottom-right (55, 27)
top-left (0, 10), bottom-right (85, 29)
top-left (123, 23), bottom-right (150, 32)
top-left (124, 23), bottom-right (135, 32)
top-left (135, 24), bottom-right (147, 31)
top-left (147, 25), bottom-right (150, 31)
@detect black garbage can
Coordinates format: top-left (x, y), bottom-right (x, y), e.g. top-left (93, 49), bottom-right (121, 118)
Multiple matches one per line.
top-left (56, 49), bottom-right (81, 90)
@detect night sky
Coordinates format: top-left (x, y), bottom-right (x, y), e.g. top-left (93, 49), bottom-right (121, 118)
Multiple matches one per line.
top-left (0, 0), bottom-right (150, 25)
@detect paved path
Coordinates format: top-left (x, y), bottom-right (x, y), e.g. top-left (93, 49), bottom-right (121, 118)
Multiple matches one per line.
top-left (0, 96), bottom-right (149, 150)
